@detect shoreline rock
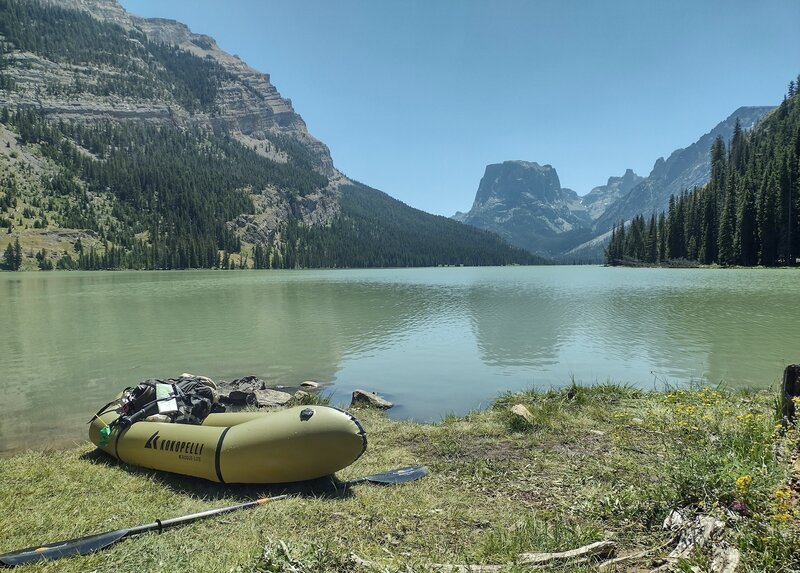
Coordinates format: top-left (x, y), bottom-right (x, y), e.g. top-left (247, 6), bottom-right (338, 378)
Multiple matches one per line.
top-left (351, 389), bottom-right (393, 409)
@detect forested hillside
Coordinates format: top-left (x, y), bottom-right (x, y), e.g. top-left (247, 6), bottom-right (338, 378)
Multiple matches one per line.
top-left (0, 107), bottom-right (327, 269)
top-left (0, 0), bottom-right (536, 270)
top-left (606, 80), bottom-right (800, 267)
top-left (273, 183), bottom-right (545, 268)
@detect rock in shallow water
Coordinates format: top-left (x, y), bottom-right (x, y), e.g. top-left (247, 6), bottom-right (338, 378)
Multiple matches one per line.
top-left (351, 389), bottom-right (393, 409)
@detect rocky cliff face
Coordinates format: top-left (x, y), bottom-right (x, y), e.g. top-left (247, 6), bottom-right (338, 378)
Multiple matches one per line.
top-left (26, 0), bottom-right (334, 175)
top-left (456, 161), bottom-right (594, 257)
top-left (1, 0), bottom-right (342, 235)
top-left (581, 169), bottom-right (644, 221)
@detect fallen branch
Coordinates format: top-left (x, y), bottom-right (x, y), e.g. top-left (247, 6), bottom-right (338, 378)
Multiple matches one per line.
top-left (352, 540), bottom-right (617, 572)
top-left (598, 549), bottom-right (656, 571)
top-left (598, 538), bottom-right (676, 571)
top-left (518, 541), bottom-right (617, 566)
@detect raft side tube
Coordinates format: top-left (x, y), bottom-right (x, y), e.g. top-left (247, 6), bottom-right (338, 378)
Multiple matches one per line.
top-left (89, 406), bottom-right (367, 484)
top-left (218, 406), bottom-right (367, 483)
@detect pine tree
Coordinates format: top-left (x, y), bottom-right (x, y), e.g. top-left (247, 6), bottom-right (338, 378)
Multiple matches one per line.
top-left (12, 237), bottom-right (22, 270)
top-left (625, 215), bottom-right (646, 261)
top-left (710, 136), bottom-right (727, 190)
top-left (616, 222), bottom-right (626, 261)
top-left (253, 243), bottom-right (265, 269)
top-left (605, 224), bottom-right (618, 264)
top-left (729, 118), bottom-right (747, 175)
top-left (645, 213), bottom-right (658, 263)
top-left (3, 241), bottom-right (14, 269)
top-left (718, 189), bottom-right (736, 265)
top-left (735, 176), bottom-right (758, 266)
top-left (757, 170), bottom-right (779, 266)
top-left (777, 153), bottom-right (793, 263)
top-left (666, 194), bottom-right (685, 259)
top-left (717, 166), bottom-right (738, 265)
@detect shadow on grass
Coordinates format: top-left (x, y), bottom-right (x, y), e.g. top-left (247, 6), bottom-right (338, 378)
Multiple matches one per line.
top-left (79, 447), bottom-right (357, 502)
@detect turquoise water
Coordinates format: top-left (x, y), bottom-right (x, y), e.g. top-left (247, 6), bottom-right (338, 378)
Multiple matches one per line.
top-left (2, 266), bottom-right (798, 453)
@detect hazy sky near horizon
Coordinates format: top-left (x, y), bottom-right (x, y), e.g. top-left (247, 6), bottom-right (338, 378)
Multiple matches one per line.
top-left (120, 0), bottom-right (799, 216)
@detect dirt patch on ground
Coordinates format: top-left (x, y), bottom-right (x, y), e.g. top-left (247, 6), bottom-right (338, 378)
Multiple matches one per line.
top-left (406, 432), bottom-right (530, 464)
top-left (540, 431), bottom-right (613, 458)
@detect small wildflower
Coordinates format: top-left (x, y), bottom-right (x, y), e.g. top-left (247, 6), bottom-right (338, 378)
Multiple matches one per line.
top-left (772, 512), bottom-right (793, 523)
top-left (736, 474), bottom-right (753, 494)
top-left (731, 500), bottom-right (750, 516)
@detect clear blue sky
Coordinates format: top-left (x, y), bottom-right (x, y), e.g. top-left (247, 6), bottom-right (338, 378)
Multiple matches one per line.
top-left (120, 0), bottom-right (799, 216)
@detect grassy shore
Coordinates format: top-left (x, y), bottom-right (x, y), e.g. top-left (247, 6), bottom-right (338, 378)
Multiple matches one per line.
top-left (1, 385), bottom-right (798, 572)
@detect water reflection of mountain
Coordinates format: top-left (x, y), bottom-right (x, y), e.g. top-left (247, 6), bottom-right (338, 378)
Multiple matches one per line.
top-left (465, 283), bottom-right (569, 368)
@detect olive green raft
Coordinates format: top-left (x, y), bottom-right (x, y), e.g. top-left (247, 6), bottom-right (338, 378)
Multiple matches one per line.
top-left (89, 405), bottom-right (368, 484)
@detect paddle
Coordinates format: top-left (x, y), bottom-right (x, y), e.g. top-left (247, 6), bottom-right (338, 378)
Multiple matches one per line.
top-left (0, 465), bottom-right (428, 567)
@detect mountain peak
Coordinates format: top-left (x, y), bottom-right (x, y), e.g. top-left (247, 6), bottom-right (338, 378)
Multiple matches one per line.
top-left (503, 159), bottom-right (552, 170)
top-left (455, 160), bottom-right (591, 257)
top-left (476, 161), bottom-right (562, 206)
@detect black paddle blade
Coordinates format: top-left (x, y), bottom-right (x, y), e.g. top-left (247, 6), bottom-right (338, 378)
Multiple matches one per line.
top-left (0, 528), bottom-right (129, 567)
top-left (351, 465), bottom-right (429, 486)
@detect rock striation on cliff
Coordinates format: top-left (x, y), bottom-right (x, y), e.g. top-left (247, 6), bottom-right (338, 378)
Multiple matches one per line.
top-left (1, 0), bottom-right (343, 240)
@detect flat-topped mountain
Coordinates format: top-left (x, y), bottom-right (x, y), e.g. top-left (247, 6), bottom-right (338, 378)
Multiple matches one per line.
top-left (455, 160), bottom-right (591, 257)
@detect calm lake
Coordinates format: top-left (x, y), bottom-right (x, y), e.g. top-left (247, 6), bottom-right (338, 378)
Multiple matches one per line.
top-left (2, 266), bottom-right (798, 454)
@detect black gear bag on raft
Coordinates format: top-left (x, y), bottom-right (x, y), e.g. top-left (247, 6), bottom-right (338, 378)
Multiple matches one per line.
top-left (106, 377), bottom-right (224, 430)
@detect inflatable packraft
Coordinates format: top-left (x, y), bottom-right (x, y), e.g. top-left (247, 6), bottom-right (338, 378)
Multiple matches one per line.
top-left (89, 378), bottom-right (367, 484)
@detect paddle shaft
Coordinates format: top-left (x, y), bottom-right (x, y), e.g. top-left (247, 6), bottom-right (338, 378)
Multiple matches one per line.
top-left (0, 495), bottom-right (287, 567)
top-left (128, 494), bottom-right (288, 534)
top-left (0, 465), bottom-right (426, 567)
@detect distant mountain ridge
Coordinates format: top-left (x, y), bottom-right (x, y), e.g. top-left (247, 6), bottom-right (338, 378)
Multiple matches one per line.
top-left (455, 106), bottom-right (774, 260)
top-left (581, 169), bottom-right (644, 221)
top-left (593, 106), bottom-right (772, 233)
